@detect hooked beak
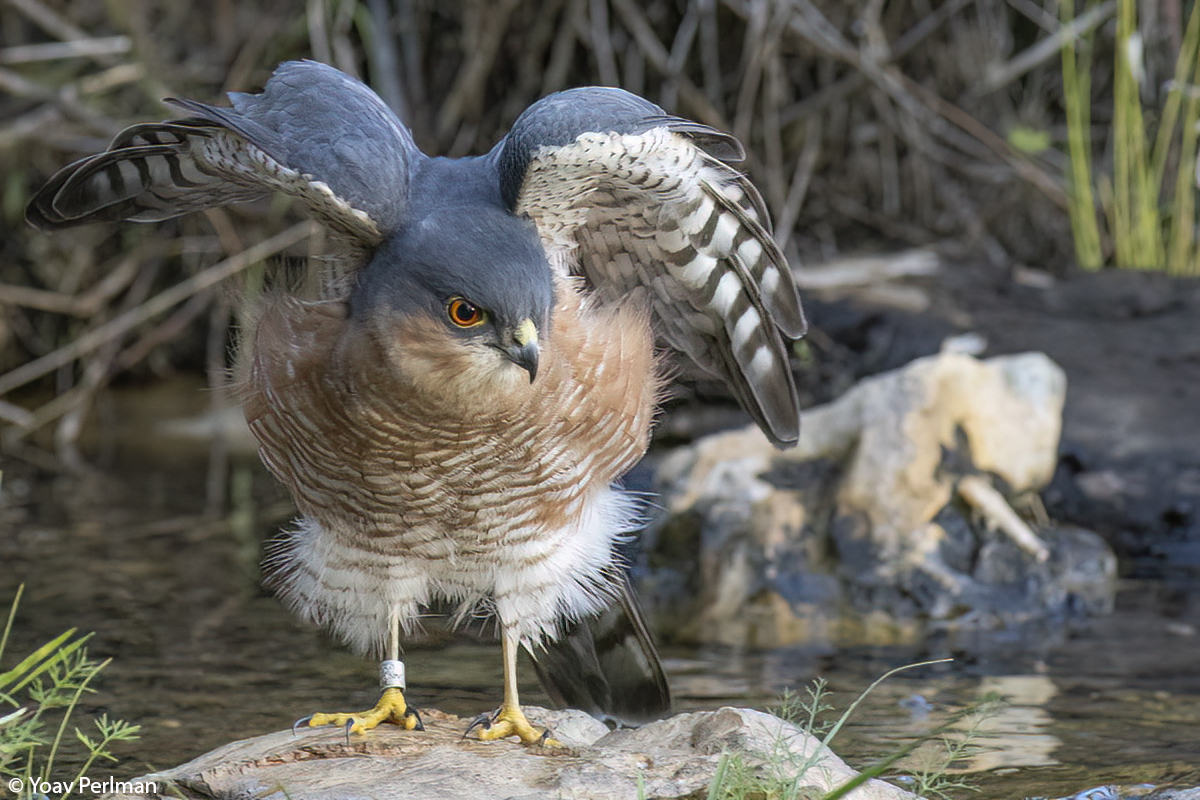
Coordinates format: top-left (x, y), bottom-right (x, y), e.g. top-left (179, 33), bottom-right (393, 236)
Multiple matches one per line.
top-left (503, 318), bottom-right (540, 382)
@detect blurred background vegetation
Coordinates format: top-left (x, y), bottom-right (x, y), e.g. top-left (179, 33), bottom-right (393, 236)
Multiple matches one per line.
top-left (0, 0), bottom-right (1197, 463)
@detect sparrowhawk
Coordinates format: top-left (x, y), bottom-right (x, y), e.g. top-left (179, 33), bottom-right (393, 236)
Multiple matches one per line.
top-left (28, 60), bottom-right (806, 743)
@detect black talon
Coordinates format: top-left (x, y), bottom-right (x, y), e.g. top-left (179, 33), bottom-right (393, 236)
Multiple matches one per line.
top-left (344, 718), bottom-right (355, 744)
top-left (537, 728), bottom-right (553, 747)
top-left (463, 712), bottom-right (492, 739)
top-left (404, 707), bottom-right (425, 731)
top-left (292, 715), bottom-right (314, 735)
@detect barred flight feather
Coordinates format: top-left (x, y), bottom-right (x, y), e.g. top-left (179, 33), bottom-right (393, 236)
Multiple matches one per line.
top-left (30, 122), bottom-right (386, 272)
top-left (513, 125), bottom-right (806, 446)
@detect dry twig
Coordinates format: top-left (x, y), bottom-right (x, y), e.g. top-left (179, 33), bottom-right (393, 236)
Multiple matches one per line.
top-left (0, 222), bottom-right (316, 400)
top-left (957, 475), bottom-right (1051, 562)
top-left (972, 0), bottom-right (1117, 97)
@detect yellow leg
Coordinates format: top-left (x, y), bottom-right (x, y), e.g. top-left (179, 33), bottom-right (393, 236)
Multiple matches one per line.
top-left (470, 630), bottom-right (563, 747)
top-left (301, 611), bottom-right (422, 736)
top-left (304, 685), bottom-right (422, 735)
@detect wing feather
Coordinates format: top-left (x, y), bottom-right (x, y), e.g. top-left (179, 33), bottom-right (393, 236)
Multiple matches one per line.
top-left (27, 61), bottom-right (418, 254)
top-left (497, 89), bottom-right (806, 447)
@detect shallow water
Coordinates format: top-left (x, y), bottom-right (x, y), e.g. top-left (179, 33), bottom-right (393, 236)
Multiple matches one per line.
top-left (1, 382), bottom-right (1198, 799)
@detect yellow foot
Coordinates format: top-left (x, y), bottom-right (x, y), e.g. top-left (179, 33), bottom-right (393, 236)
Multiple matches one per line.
top-left (299, 687), bottom-right (423, 735)
top-left (466, 703), bottom-right (563, 747)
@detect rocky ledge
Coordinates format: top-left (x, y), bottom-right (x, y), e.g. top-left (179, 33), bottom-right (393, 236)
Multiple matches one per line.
top-left (102, 706), bottom-right (918, 800)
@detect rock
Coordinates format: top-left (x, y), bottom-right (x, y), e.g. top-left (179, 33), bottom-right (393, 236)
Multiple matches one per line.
top-left (644, 351), bottom-right (1116, 648)
top-left (100, 707), bottom-right (919, 800)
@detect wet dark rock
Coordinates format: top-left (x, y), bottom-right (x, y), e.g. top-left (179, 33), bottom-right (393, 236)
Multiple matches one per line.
top-left (643, 351), bottom-right (1117, 650)
top-left (795, 265), bottom-right (1200, 579)
top-left (949, 268), bottom-right (1200, 569)
top-left (100, 707), bottom-right (920, 800)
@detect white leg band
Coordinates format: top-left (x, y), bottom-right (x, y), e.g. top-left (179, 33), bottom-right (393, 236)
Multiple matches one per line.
top-left (379, 659), bottom-right (406, 690)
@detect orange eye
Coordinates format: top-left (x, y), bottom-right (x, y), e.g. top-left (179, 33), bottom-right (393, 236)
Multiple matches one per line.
top-left (447, 297), bottom-right (486, 328)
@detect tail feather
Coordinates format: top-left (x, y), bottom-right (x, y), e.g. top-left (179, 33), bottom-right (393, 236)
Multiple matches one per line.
top-left (530, 575), bottom-right (670, 724)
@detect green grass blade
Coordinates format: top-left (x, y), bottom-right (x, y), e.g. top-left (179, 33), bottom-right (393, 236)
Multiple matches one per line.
top-left (0, 585), bottom-right (23, 667)
top-left (792, 659), bottom-right (952, 780)
top-left (707, 751), bottom-right (732, 800)
top-left (820, 702), bottom-right (988, 800)
top-left (1150, 0), bottom-right (1200, 192)
top-left (0, 630), bottom-right (80, 693)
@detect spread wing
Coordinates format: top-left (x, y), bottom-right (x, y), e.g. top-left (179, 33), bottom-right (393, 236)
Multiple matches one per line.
top-left (26, 60), bottom-right (420, 255)
top-left (494, 88), bottom-right (806, 447)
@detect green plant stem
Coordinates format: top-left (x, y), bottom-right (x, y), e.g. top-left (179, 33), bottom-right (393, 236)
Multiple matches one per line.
top-left (1150, 0), bottom-right (1200, 194)
top-left (820, 705), bottom-right (981, 800)
top-left (62, 714), bottom-right (137, 800)
top-left (41, 657), bottom-right (110, 795)
top-left (1060, 0), bottom-right (1104, 269)
top-left (790, 659), bottom-right (952, 788)
top-left (1112, 0), bottom-right (1164, 268)
top-left (1166, 4), bottom-right (1200, 275)
top-left (0, 585), bottom-right (21, 666)
top-left (1065, 0), bottom-right (1199, 273)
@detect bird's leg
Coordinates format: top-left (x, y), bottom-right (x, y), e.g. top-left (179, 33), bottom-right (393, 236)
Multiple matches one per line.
top-left (300, 608), bottom-right (423, 735)
top-left (467, 628), bottom-right (562, 747)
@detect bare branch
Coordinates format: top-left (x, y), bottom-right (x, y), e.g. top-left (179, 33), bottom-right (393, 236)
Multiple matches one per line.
top-left (0, 222), bottom-right (316, 398)
top-left (971, 0), bottom-right (1117, 98)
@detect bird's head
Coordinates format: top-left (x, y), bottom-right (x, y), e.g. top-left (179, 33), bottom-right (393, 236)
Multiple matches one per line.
top-left (348, 204), bottom-right (554, 412)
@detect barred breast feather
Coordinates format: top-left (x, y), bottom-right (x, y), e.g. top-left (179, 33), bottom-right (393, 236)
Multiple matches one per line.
top-left (240, 279), bottom-right (660, 653)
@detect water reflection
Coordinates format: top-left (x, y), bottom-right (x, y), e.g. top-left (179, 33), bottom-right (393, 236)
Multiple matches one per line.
top-left (969, 675), bottom-right (1059, 770)
top-left (667, 651), bottom-right (1067, 772)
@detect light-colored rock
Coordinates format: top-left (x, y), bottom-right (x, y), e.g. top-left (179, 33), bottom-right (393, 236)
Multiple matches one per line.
top-left (660, 351), bottom-right (1065, 555)
top-left (102, 707), bottom-right (920, 800)
top-left (647, 351), bottom-right (1115, 648)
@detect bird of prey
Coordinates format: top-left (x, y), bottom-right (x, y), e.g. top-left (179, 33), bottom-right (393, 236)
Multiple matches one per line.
top-left (28, 60), bottom-right (806, 743)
